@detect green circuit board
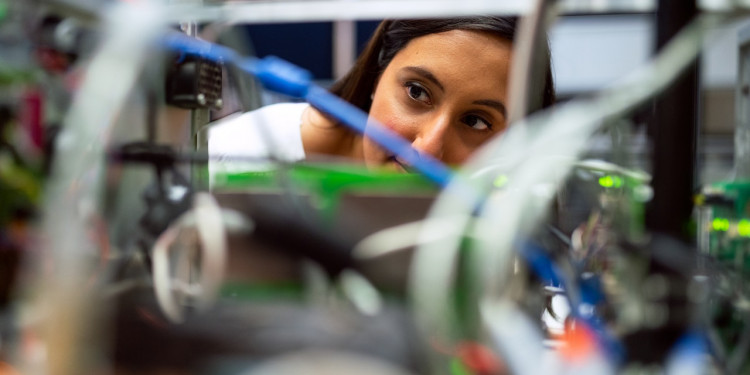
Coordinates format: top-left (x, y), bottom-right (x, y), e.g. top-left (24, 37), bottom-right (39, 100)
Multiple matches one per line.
top-left (212, 163), bottom-right (439, 213)
top-left (698, 180), bottom-right (750, 267)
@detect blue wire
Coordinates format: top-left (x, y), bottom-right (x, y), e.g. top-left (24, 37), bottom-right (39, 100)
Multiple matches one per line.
top-left (670, 331), bottom-right (707, 358)
top-left (162, 33), bottom-right (455, 188)
top-left (519, 240), bottom-right (625, 363)
top-left (666, 330), bottom-right (708, 373)
top-left (162, 33), bottom-right (239, 62)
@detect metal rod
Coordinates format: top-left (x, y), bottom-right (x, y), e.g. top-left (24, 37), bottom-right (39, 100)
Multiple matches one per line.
top-left (333, 19), bottom-right (356, 80)
top-left (507, 0), bottom-right (559, 124)
top-left (165, 0), bottom-right (657, 24)
top-left (735, 24), bottom-right (750, 179)
top-left (39, 4), bottom-right (166, 374)
top-left (645, 0), bottom-right (699, 241)
top-left (37, 0), bottom-right (750, 26)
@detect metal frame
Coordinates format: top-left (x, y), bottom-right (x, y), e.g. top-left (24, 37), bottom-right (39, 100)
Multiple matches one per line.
top-left (736, 22), bottom-right (750, 178)
top-left (646, 0), bottom-right (700, 240)
top-left (36, 0), bottom-right (750, 25)
top-left (164, 0), bottom-right (655, 24)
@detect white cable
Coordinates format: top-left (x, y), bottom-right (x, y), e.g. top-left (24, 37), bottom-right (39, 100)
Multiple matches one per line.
top-left (193, 192), bottom-right (228, 310)
top-left (339, 270), bottom-right (383, 316)
top-left (152, 216), bottom-right (183, 322)
top-left (351, 216), bottom-right (469, 261)
top-left (152, 192), bottom-right (230, 323)
top-left (575, 159), bottom-right (651, 183)
top-left (38, 3), bottom-right (166, 374)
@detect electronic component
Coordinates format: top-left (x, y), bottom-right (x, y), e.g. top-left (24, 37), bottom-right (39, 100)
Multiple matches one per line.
top-left (165, 54), bottom-right (223, 110)
top-left (697, 181), bottom-right (750, 265)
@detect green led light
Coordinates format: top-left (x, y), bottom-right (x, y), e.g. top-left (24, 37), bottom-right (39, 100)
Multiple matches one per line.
top-left (494, 174), bottom-right (509, 188)
top-left (738, 219), bottom-right (750, 237)
top-left (599, 175), bottom-right (614, 188)
top-left (712, 218), bottom-right (730, 232)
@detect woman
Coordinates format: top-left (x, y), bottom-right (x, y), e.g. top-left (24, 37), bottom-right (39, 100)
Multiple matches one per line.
top-left (208, 17), bottom-right (555, 175)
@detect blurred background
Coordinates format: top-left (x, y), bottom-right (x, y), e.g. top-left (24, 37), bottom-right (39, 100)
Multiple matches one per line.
top-left (0, 1), bottom-right (748, 375)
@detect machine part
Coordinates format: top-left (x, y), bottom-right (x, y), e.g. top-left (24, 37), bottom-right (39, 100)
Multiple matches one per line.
top-left (108, 141), bottom-right (197, 262)
top-left (34, 14), bottom-right (86, 70)
top-left (165, 53), bottom-right (223, 110)
top-left (152, 192), bottom-right (230, 323)
top-left (695, 181), bottom-right (750, 372)
top-left (138, 176), bottom-right (193, 246)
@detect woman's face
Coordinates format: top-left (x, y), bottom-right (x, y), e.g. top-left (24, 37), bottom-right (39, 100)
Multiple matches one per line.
top-left (364, 29), bottom-right (513, 171)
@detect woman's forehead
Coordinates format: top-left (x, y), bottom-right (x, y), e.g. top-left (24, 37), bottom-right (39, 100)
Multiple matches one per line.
top-left (387, 29), bottom-right (513, 90)
top-left (393, 30), bottom-right (510, 64)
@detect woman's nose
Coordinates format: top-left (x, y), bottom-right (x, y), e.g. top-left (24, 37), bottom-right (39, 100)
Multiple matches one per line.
top-left (410, 115), bottom-right (449, 160)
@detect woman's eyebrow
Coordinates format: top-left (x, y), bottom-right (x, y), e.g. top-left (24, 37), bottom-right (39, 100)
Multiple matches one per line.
top-left (473, 99), bottom-right (507, 118)
top-left (403, 66), bottom-right (445, 92)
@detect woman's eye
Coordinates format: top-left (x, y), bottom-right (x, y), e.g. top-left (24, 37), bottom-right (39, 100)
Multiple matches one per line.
top-left (405, 83), bottom-right (430, 104)
top-left (462, 115), bottom-right (492, 131)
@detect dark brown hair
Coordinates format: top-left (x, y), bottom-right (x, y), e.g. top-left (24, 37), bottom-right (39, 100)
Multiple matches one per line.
top-left (329, 17), bottom-right (555, 114)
